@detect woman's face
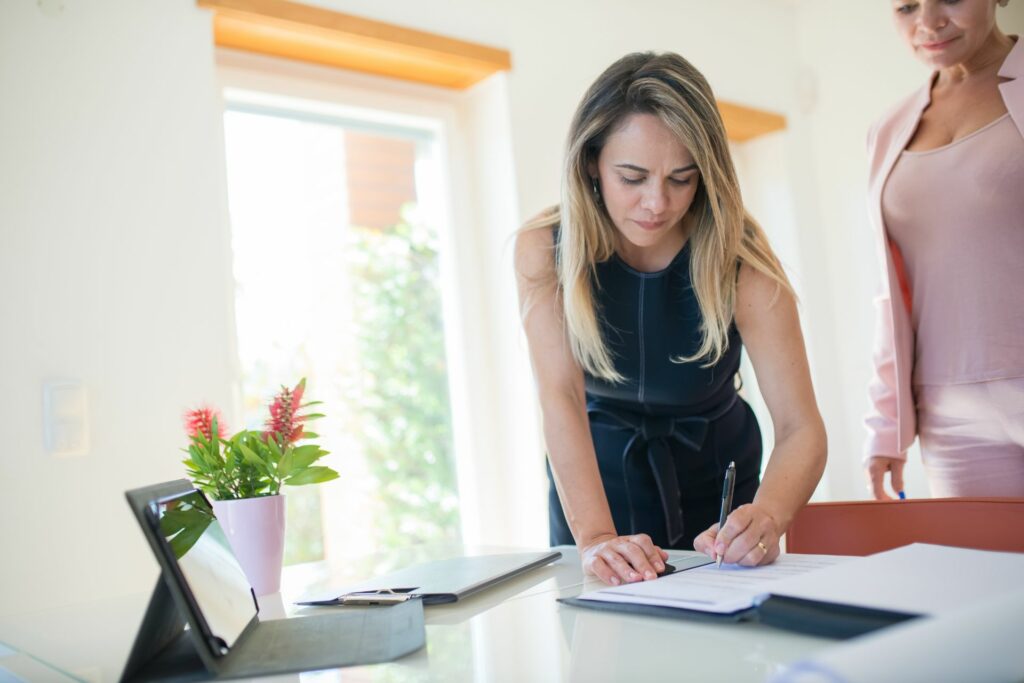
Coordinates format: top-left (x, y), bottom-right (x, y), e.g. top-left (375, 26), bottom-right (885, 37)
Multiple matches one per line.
top-left (593, 113), bottom-right (700, 254)
top-left (891, 0), bottom-right (1000, 70)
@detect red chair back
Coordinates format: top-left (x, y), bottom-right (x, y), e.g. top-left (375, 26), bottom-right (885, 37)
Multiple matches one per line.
top-left (785, 498), bottom-right (1024, 556)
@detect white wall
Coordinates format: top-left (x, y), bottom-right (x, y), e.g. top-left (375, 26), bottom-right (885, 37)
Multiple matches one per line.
top-left (3, 0), bottom-right (1022, 616)
top-left (0, 0), bottom-right (239, 614)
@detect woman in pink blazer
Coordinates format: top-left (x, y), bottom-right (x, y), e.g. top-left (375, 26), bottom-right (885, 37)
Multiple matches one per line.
top-left (865, 0), bottom-right (1024, 499)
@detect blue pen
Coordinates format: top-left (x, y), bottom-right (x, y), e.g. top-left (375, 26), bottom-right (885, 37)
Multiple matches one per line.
top-left (898, 491), bottom-right (906, 500)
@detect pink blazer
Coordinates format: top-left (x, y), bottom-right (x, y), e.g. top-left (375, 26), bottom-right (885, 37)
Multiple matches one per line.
top-left (864, 37), bottom-right (1024, 461)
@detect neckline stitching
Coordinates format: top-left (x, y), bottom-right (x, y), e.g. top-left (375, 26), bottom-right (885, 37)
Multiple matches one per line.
top-left (613, 241), bottom-right (690, 278)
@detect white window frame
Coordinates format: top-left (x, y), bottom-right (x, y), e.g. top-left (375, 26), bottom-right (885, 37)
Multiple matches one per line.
top-left (215, 47), bottom-right (490, 549)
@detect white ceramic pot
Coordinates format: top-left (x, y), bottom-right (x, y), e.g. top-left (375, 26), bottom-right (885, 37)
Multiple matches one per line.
top-left (211, 494), bottom-right (286, 596)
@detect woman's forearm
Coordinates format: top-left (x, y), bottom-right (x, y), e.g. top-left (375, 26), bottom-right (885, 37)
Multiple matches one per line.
top-left (540, 392), bottom-right (617, 545)
top-left (752, 418), bottom-right (827, 531)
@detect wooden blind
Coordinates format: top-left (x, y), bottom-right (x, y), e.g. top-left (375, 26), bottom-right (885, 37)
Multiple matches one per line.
top-left (198, 0), bottom-right (511, 89)
top-left (198, 0), bottom-right (785, 139)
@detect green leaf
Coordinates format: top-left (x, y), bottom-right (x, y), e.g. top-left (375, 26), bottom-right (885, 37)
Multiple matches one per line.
top-left (300, 413), bottom-right (326, 421)
top-left (160, 508), bottom-right (190, 537)
top-left (183, 458), bottom-right (207, 479)
top-left (265, 435), bottom-right (283, 465)
top-left (299, 432), bottom-right (319, 440)
top-left (289, 444), bottom-right (326, 470)
top-left (285, 466), bottom-right (339, 486)
top-left (277, 445), bottom-right (295, 479)
top-left (207, 433), bottom-right (223, 462)
top-left (167, 512), bottom-right (213, 560)
top-left (186, 446), bottom-right (207, 471)
top-left (237, 442), bottom-right (264, 469)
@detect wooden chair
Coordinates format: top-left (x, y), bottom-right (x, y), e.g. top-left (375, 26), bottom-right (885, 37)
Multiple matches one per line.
top-left (785, 498), bottom-right (1024, 556)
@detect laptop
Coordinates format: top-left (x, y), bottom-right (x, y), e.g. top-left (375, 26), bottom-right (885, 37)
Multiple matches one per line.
top-left (296, 550), bottom-right (563, 606)
top-left (122, 480), bottom-right (425, 682)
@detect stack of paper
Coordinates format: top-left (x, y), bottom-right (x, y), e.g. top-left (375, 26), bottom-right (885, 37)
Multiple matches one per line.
top-left (577, 554), bottom-right (850, 614)
top-left (575, 544), bottom-right (1024, 630)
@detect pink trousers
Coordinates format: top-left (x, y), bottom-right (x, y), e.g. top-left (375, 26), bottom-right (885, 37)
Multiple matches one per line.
top-left (916, 377), bottom-right (1024, 498)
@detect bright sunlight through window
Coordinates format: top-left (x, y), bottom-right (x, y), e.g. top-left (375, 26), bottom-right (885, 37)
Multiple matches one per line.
top-left (222, 102), bottom-right (461, 567)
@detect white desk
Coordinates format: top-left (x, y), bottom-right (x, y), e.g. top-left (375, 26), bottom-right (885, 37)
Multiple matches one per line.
top-left (0, 545), bottom-right (837, 682)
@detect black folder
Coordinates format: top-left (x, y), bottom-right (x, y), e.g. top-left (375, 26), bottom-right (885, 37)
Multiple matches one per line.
top-left (558, 555), bottom-right (920, 640)
top-left (560, 591), bottom-right (917, 639)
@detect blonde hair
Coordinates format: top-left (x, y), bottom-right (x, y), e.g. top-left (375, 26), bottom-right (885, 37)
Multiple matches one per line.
top-left (525, 52), bottom-right (792, 382)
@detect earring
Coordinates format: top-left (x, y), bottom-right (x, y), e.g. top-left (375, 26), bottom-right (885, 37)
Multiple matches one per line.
top-left (591, 176), bottom-right (603, 206)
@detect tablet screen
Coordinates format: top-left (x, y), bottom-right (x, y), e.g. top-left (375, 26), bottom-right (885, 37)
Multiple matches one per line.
top-left (151, 490), bottom-right (255, 652)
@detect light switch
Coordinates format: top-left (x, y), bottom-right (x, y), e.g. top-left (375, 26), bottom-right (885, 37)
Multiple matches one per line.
top-left (37, 0), bottom-right (65, 17)
top-left (43, 380), bottom-right (90, 457)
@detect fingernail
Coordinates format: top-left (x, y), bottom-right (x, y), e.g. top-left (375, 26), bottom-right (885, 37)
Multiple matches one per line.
top-left (656, 562), bottom-right (665, 572)
top-left (611, 576), bottom-right (620, 585)
top-left (629, 571), bottom-right (640, 581)
top-left (645, 571), bottom-right (656, 580)
top-left (715, 543), bottom-right (725, 553)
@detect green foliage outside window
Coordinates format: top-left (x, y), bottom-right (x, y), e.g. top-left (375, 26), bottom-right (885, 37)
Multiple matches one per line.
top-left (344, 216), bottom-right (461, 549)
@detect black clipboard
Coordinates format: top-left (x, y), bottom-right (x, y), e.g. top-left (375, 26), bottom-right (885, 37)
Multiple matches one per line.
top-left (558, 595), bottom-right (758, 624)
top-left (558, 556), bottom-right (917, 639)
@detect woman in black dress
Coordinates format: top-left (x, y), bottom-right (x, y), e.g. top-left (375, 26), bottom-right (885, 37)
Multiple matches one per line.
top-left (515, 52), bottom-right (826, 585)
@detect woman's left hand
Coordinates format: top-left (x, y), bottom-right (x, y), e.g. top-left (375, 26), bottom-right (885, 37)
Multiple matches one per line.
top-left (693, 503), bottom-right (782, 567)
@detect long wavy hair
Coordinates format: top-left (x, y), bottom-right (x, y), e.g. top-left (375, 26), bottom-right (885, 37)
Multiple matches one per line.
top-left (526, 51), bottom-right (792, 382)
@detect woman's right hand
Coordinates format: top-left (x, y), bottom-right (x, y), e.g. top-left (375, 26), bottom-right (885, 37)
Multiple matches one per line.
top-left (866, 456), bottom-right (906, 500)
top-left (580, 533), bottom-right (669, 585)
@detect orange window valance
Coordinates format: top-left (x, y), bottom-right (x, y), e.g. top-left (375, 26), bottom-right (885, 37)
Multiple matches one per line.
top-left (198, 0), bottom-right (786, 140)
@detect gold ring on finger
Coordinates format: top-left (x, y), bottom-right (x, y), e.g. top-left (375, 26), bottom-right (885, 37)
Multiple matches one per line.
top-left (757, 541), bottom-right (768, 553)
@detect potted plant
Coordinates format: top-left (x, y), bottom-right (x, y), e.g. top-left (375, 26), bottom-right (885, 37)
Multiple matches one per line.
top-left (182, 378), bottom-right (339, 595)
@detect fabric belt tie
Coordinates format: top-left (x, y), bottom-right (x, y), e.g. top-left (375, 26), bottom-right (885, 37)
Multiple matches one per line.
top-left (587, 393), bottom-right (738, 546)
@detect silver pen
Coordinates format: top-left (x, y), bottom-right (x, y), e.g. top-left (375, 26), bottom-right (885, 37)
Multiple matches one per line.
top-left (716, 461), bottom-right (736, 568)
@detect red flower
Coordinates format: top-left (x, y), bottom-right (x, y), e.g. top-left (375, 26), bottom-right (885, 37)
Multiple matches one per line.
top-left (184, 406), bottom-right (226, 440)
top-left (264, 378), bottom-right (306, 445)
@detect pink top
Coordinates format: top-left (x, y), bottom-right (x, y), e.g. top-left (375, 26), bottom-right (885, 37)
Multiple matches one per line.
top-left (882, 113), bottom-right (1024, 386)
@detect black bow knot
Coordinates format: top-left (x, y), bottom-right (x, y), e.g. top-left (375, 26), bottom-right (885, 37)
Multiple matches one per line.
top-left (640, 415), bottom-right (674, 440)
top-left (587, 395), bottom-right (737, 547)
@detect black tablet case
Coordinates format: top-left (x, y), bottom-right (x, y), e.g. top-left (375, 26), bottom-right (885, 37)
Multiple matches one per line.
top-left (122, 480), bottom-right (426, 682)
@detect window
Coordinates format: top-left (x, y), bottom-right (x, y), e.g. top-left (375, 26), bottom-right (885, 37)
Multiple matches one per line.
top-left (221, 65), bottom-right (464, 566)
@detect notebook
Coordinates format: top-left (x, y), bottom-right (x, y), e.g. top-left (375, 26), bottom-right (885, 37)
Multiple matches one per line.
top-left (297, 550), bottom-right (562, 606)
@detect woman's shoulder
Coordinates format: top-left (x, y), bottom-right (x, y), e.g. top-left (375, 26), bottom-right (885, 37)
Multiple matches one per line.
top-left (522, 205), bottom-right (559, 229)
top-left (514, 207), bottom-right (560, 280)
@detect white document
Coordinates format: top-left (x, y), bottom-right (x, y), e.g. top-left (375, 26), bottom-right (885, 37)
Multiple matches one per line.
top-left (577, 554), bottom-right (851, 614)
top-left (767, 543), bottom-right (1024, 617)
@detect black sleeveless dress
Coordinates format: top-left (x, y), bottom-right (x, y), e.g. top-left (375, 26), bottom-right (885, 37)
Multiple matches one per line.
top-left (548, 236), bottom-right (763, 551)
